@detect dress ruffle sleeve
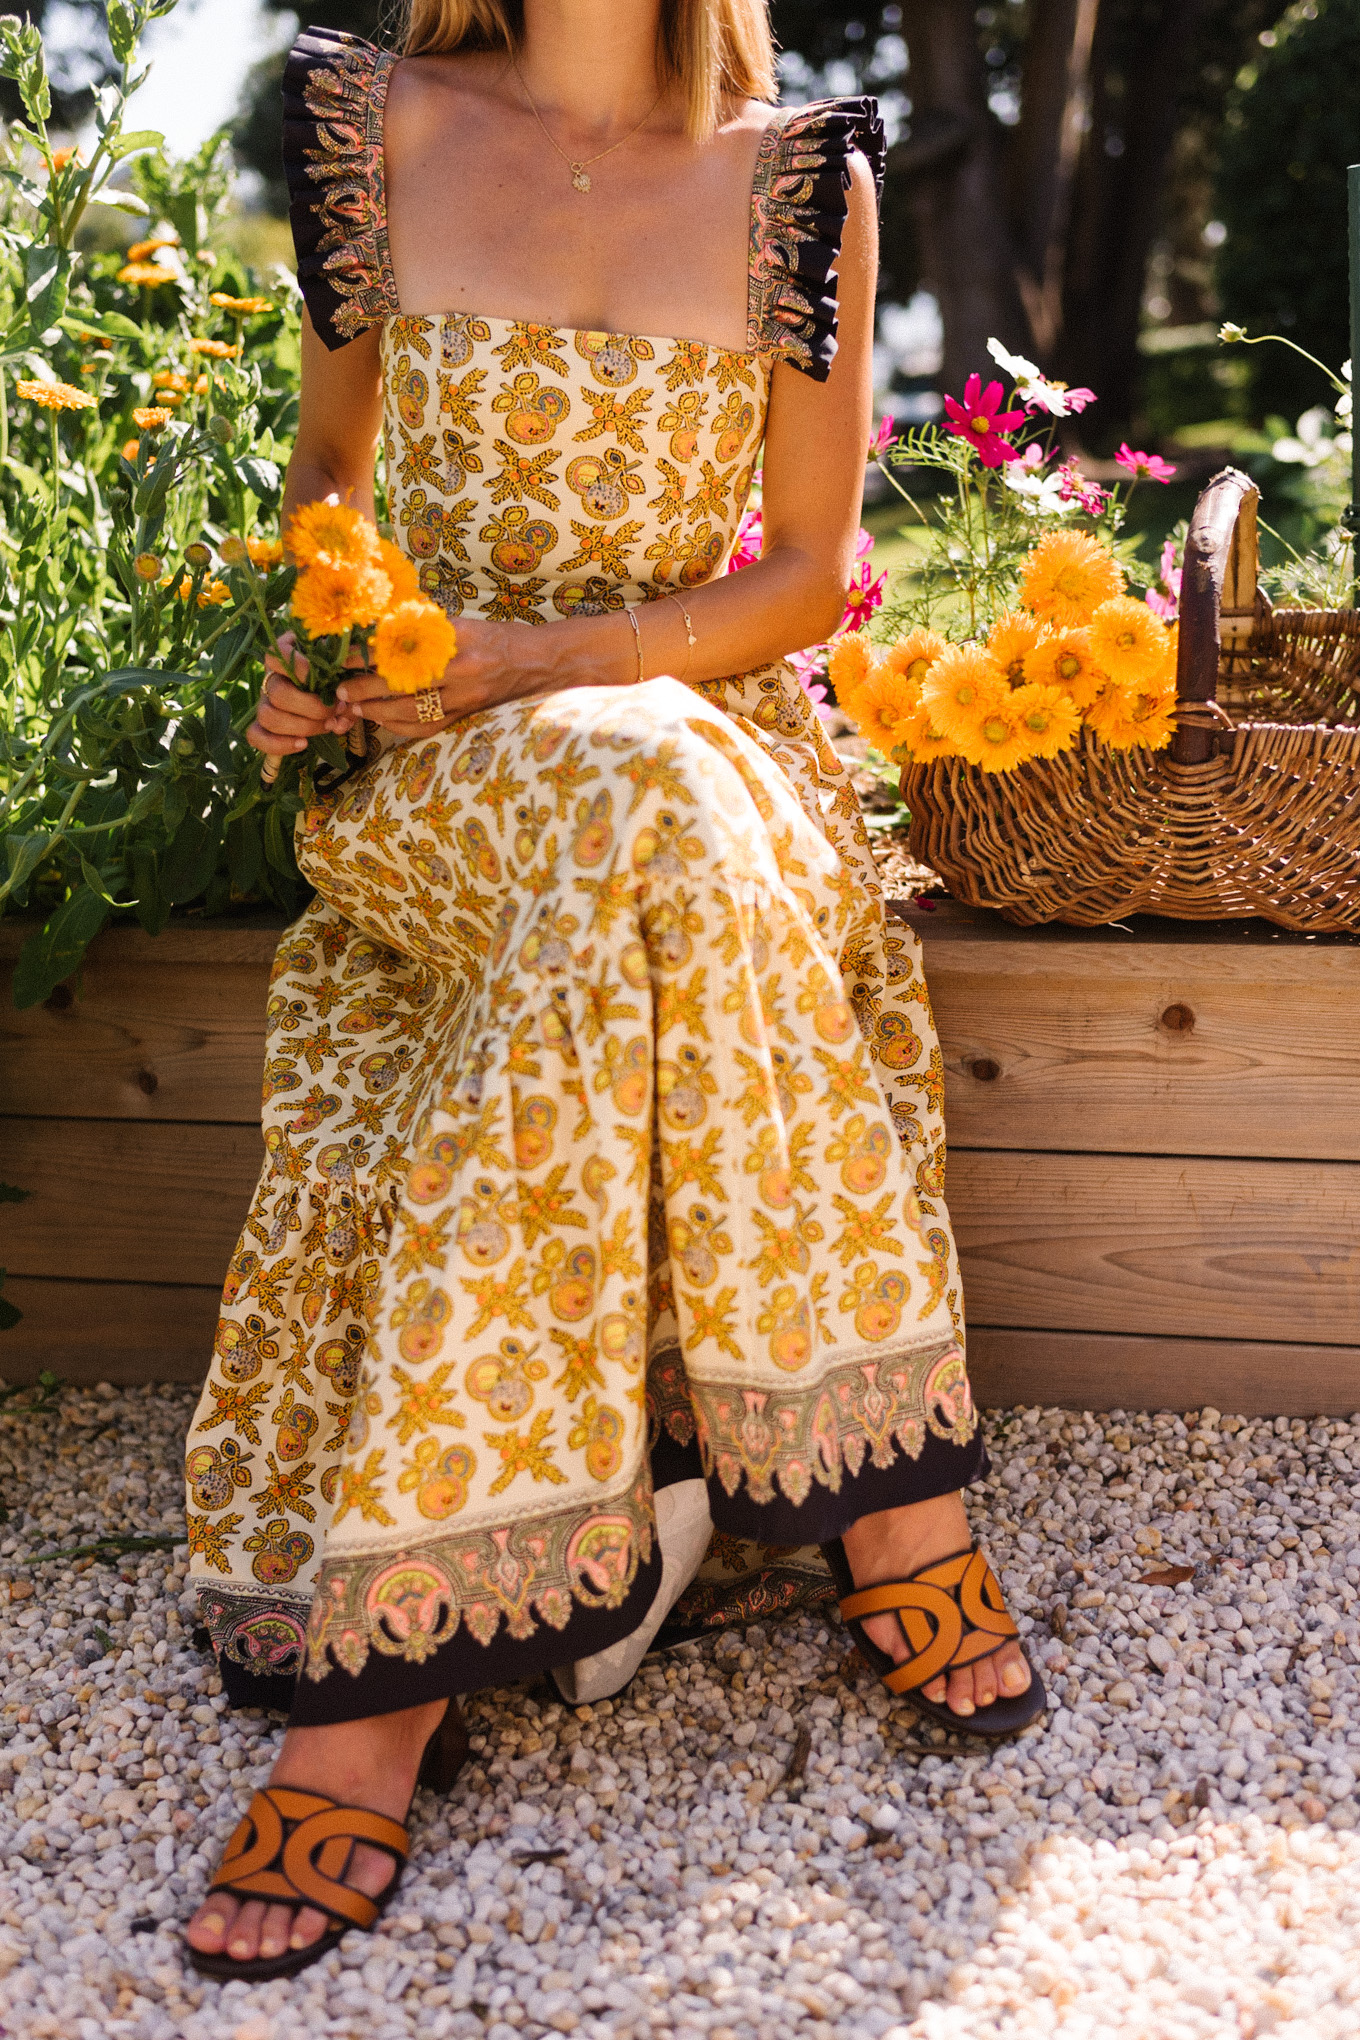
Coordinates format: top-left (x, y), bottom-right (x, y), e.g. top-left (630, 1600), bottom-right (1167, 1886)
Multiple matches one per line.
top-left (746, 96), bottom-right (886, 382)
top-left (281, 26), bottom-right (400, 350)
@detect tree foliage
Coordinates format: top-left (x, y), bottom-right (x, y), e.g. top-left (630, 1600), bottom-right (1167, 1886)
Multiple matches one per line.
top-left (1215, 0), bottom-right (1360, 418)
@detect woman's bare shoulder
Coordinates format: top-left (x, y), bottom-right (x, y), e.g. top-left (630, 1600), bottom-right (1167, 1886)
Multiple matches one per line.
top-left (385, 46), bottom-right (513, 144)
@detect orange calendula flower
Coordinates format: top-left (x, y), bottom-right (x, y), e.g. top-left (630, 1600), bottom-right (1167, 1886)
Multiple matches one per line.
top-left (1088, 596), bottom-right (1168, 687)
top-left (195, 577), bottom-right (232, 608)
top-left (49, 146), bottom-right (78, 171)
top-left (287, 500), bottom-right (383, 572)
top-left (827, 631), bottom-right (873, 711)
top-left (117, 261), bottom-right (176, 288)
top-left (1011, 681), bottom-right (1082, 760)
top-left (134, 551), bottom-right (164, 582)
top-left (126, 236), bottom-right (178, 262)
top-left (1023, 626), bottom-right (1106, 708)
top-left (955, 696), bottom-right (1037, 774)
top-left (132, 406), bottom-right (171, 430)
top-left (1019, 530), bottom-right (1123, 626)
top-left (373, 599), bottom-right (459, 693)
top-left (121, 437), bottom-right (140, 461)
top-left (376, 536), bottom-right (422, 604)
top-left (920, 642), bottom-right (1007, 747)
top-left (16, 379), bottom-right (95, 412)
top-left (883, 625), bottom-right (947, 688)
top-left (291, 559), bottom-right (392, 637)
top-left (189, 338), bottom-right (239, 359)
top-left (247, 537), bottom-right (285, 571)
top-left (894, 699), bottom-right (957, 765)
top-left (153, 370), bottom-right (190, 394)
top-left (1084, 679), bottom-right (1175, 750)
top-left (987, 609), bottom-right (1044, 686)
top-left (849, 664), bottom-right (917, 756)
top-left (209, 292), bottom-right (272, 316)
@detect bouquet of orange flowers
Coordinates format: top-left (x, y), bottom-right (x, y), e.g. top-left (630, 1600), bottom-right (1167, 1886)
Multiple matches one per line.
top-left (257, 502), bottom-right (457, 786)
top-left (833, 531), bottom-right (1178, 776)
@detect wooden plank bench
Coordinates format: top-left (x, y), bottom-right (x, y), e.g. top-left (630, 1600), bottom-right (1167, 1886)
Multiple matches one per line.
top-left (2, 905), bottom-right (1358, 1412)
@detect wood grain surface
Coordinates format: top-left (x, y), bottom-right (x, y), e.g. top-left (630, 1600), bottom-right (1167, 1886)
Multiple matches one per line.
top-left (0, 1278), bottom-right (218, 1384)
top-left (951, 1150), bottom-right (1360, 1346)
top-left (966, 1327), bottom-right (1360, 1417)
top-left (2, 1120), bottom-right (262, 1287)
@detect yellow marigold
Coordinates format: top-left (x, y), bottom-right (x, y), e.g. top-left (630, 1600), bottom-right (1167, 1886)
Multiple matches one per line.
top-left (373, 599), bottom-right (459, 693)
top-left (1085, 679), bottom-right (1176, 751)
top-left (376, 536), bottom-right (422, 604)
top-left (117, 262), bottom-right (175, 288)
top-left (920, 642), bottom-right (1007, 747)
top-left (847, 664), bottom-right (919, 756)
top-left (193, 576), bottom-right (232, 609)
top-left (126, 236), bottom-right (178, 262)
top-left (188, 338), bottom-right (239, 359)
top-left (987, 609), bottom-right (1045, 686)
top-left (1019, 530), bottom-right (1124, 626)
top-left (153, 370), bottom-right (190, 394)
top-left (883, 625), bottom-right (947, 687)
top-left (288, 500), bottom-right (383, 572)
top-left (1010, 681), bottom-right (1082, 761)
top-left (827, 631), bottom-right (874, 712)
top-left (16, 378), bottom-right (95, 412)
top-left (247, 537), bottom-right (285, 571)
top-left (209, 292), bottom-right (272, 316)
top-left (894, 699), bottom-right (957, 764)
top-left (1022, 625), bottom-right (1107, 709)
top-left (1088, 596), bottom-right (1168, 687)
top-left (954, 696), bottom-right (1038, 775)
top-left (132, 406), bottom-right (170, 431)
top-left (291, 558), bottom-right (392, 637)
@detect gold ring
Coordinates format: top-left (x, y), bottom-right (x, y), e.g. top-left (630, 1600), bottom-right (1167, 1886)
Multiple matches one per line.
top-left (415, 687), bottom-right (443, 725)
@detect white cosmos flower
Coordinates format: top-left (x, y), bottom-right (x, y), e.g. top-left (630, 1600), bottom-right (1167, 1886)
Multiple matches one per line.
top-left (1003, 464), bottom-right (1073, 515)
top-left (986, 337), bottom-right (1074, 416)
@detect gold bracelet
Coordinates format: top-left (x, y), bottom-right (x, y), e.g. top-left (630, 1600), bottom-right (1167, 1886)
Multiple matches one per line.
top-left (625, 606), bottom-right (644, 683)
top-left (665, 592), bottom-right (696, 680)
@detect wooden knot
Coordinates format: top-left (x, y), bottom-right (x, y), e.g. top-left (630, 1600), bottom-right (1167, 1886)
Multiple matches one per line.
top-left (136, 1069), bottom-right (159, 1097)
top-left (969, 1057), bottom-right (1000, 1082)
top-left (1160, 1003), bottom-right (1195, 1034)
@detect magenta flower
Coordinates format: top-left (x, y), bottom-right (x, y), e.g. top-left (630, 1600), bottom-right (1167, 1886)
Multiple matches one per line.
top-left (854, 525), bottom-right (874, 561)
top-left (1056, 460), bottom-right (1110, 515)
top-left (1064, 387), bottom-right (1097, 413)
top-left (788, 646), bottom-right (829, 706)
top-left (725, 506), bottom-right (762, 573)
top-left (1116, 443), bottom-right (1177, 484)
top-left (942, 374), bottom-right (1026, 467)
top-left (841, 559), bottom-right (886, 632)
top-left (868, 413), bottom-right (897, 457)
top-left (1145, 536), bottom-right (1182, 619)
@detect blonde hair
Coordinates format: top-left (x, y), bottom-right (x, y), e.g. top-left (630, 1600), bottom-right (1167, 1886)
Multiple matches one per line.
top-left (399, 0), bottom-right (777, 141)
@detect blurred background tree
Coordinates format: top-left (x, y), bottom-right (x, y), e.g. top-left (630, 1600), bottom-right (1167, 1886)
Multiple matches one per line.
top-left (0, 1), bottom-right (116, 129)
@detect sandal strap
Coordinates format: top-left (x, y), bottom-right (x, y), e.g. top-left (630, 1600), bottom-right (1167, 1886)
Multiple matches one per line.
top-left (208, 1786), bottom-right (410, 1933)
top-left (839, 1545), bottom-right (1019, 1697)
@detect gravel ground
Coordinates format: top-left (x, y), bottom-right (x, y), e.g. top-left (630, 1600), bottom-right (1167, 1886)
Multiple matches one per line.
top-left (2, 1385), bottom-right (1360, 2040)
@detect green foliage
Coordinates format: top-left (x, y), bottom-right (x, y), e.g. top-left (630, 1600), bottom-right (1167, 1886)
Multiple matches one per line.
top-left (0, 1), bottom-right (310, 1007)
top-left (1215, 0), bottom-right (1360, 420)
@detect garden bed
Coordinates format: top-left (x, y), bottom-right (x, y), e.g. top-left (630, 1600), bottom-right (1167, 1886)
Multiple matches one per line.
top-left (3, 904), bottom-right (1357, 1412)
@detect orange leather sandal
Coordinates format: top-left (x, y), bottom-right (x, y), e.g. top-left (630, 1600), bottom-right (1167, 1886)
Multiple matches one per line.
top-left (823, 1539), bottom-right (1047, 1739)
top-left (187, 1699), bottom-right (467, 1981)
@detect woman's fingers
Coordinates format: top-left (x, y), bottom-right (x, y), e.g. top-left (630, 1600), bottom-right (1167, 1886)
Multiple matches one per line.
top-left (247, 718), bottom-right (309, 757)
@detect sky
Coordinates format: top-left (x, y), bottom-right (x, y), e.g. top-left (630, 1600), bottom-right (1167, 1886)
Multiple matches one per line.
top-left (124, 0), bottom-right (293, 160)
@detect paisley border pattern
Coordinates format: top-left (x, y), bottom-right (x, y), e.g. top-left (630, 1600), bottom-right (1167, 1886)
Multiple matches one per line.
top-left (744, 97), bottom-right (887, 382)
top-left (282, 26), bottom-right (400, 348)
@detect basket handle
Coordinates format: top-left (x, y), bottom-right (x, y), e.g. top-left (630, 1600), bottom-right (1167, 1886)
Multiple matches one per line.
top-left (1171, 465), bottom-right (1259, 765)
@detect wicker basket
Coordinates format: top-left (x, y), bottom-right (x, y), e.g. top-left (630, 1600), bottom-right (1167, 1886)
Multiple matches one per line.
top-left (901, 467), bottom-right (1360, 930)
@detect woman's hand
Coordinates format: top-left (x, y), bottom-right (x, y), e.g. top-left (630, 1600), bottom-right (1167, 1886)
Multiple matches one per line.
top-left (334, 616), bottom-right (565, 736)
top-left (247, 633), bottom-right (363, 758)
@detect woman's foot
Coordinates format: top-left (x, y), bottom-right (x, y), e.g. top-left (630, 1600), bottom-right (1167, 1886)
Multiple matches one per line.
top-left (185, 1697), bottom-right (446, 1966)
top-left (840, 1492), bottom-right (1031, 1718)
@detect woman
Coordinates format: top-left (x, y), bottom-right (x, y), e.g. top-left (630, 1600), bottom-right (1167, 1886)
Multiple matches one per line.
top-left (184, 0), bottom-right (1042, 1979)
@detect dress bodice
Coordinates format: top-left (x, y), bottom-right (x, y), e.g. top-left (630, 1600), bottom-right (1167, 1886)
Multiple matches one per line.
top-left (281, 28), bottom-right (883, 621)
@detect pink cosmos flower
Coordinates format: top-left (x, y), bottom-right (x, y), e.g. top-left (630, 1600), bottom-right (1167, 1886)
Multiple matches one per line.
top-left (942, 374), bottom-right (1027, 467)
top-left (1145, 536), bottom-right (1182, 620)
top-left (842, 560), bottom-right (887, 632)
top-left (868, 413), bottom-right (897, 457)
top-left (788, 646), bottom-right (829, 706)
top-left (1116, 443), bottom-right (1177, 484)
top-left (1063, 387), bottom-right (1097, 413)
top-left (1056, 459), bottom-right (1110, 515)
top-left (725, 506), bottom-right (762, 572)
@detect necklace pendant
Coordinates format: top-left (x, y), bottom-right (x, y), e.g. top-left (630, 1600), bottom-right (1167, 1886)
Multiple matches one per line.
top-left (571, 167), bottom-right (591, 192)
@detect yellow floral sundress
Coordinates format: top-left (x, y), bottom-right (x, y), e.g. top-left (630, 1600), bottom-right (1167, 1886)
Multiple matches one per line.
top-left (187, 26), bottom-right (982, 1723)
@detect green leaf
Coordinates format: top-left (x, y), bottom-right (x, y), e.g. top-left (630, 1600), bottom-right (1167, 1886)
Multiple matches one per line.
top-left (129, 839), bottom-right (170, 936)
top-left (79, 854), bottom-right (125, 905)
top-left (105, 0), bottom-right (138, 64)
top-left (263, 799), bottom-right (295, 878)
top-left (11, 885), bottom-right (111, 1009)
top-left (93, 190), bottom-right (150, 217)
top-left (235, 456), bottom-right (280, 505)
top-left (24, 243), bottom-right (70, 332)
top-left (226, 812), bottom-right (263, 896)
top-left (57, 309), bottom-right (144, 343)
top-left (164, 189), bottom-right (201, 259)
top-left (4, 830), bottom-right (48, 902)
top-left (161, 810), bottom-right (218, 905)
top-left (106, 129), bottom-right (163, 162)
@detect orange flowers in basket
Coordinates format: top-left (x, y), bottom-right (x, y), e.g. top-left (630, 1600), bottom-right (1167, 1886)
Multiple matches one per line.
top-left (834, 534), bottom-right (1178, 776)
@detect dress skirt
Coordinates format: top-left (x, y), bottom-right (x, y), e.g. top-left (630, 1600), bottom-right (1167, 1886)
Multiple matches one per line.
top-left (187, 670), bottom-right (984, 1722)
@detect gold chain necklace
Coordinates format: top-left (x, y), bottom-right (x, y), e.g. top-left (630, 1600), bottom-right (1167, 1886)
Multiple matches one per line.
top-left (513, 63), bottom-right (662, 193)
